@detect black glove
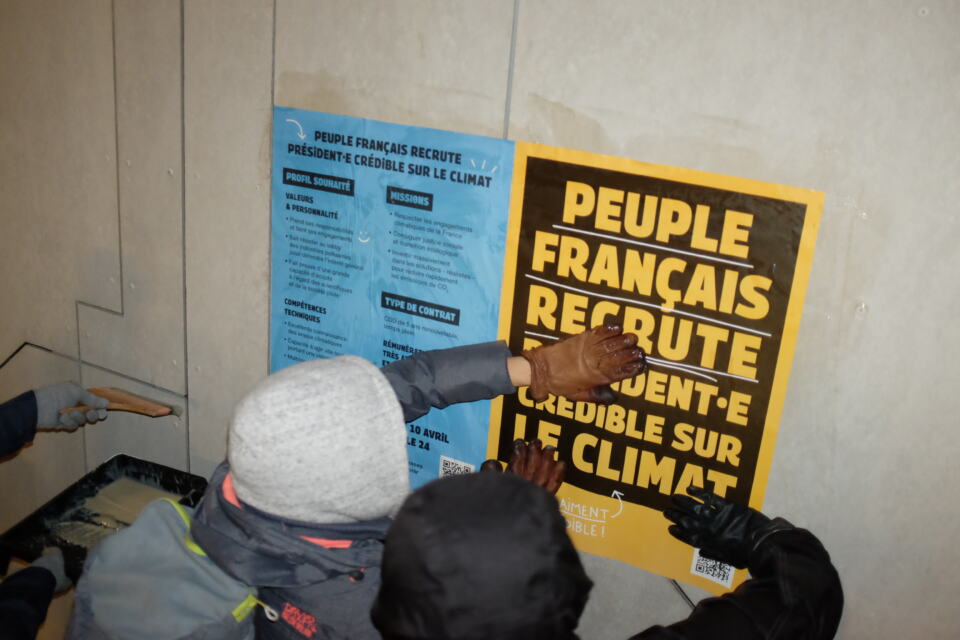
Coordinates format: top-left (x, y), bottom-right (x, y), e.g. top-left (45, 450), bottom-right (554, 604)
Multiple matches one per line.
top-left (664, 486), bottom-right (773, 569)
top-left (30, 547), bottom-right (72, 593)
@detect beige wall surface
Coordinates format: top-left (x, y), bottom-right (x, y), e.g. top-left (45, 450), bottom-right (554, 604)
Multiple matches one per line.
top-left (1, 1), bottom-right (958, 637)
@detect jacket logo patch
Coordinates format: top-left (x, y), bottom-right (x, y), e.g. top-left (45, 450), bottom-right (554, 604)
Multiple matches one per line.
top-left (281, 602), bottom-right (317, 638)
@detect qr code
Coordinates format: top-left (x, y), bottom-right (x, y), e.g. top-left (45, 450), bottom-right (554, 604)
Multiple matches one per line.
top-left (439, 456), bottom-right (475, 477)
top-left (690, 548), bottom-right (734, 588)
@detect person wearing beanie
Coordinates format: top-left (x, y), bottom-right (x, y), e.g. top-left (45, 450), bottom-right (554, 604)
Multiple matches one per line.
top-left (226, 354), bottom-right (411, 524)
top-left (183, 320), bottom-right (646, 640)
top-left (373, 477), bottom-right (843, 640)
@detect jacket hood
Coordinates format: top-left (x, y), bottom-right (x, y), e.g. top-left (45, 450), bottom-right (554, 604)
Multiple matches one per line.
top-left (371, 472), bottom-right (592, 640)
top-left (191, 462), bottom-right (391, 588)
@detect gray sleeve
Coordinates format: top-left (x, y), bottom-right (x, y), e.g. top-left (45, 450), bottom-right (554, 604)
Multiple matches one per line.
top-left (380, 341), bottom-right (515, 423)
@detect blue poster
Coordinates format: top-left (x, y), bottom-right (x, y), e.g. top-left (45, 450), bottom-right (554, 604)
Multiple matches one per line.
top-left (270, 107), bottom-right (514, 487)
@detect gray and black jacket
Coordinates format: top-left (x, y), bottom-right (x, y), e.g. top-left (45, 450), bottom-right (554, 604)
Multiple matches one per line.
top-left (191, 341), bottom-right (514, 640)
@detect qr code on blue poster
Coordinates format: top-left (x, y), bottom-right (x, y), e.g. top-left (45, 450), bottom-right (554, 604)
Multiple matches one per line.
top-left (439, 456), bottom-right (475, 477)
top-left (690, 548), bottom-right (734, 588)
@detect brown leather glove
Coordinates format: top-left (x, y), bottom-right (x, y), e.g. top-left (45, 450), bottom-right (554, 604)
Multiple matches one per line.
top-left (522, 317), bottom-right (646, 403)
top-left (480, 439), bottom-right (566, 495)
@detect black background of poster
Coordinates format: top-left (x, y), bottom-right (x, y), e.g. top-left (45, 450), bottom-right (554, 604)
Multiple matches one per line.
top-left (495, 157), bottom-right (809, 510)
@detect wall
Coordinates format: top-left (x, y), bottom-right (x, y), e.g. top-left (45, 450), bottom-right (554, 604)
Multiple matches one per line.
top-left (1, 1), bottom-right (958, 637)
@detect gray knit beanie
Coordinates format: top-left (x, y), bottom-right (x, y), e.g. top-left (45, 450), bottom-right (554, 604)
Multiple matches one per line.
top-left (228, 355), bottom-right (410, 523)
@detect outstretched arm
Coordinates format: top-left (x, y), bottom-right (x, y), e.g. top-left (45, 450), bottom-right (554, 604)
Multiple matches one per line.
top-left (381, 341), bottom-right (516, 423)
top-left (0, 391), bottom-right (38, 457)
top-left (1, 383), bottom-right (110, 458)
top-left (632, 487), bottom-right (843, 640)
top-left (380, 319), bottom-right (646, 423)
top-left (505, 356), bottom-right (531, 388)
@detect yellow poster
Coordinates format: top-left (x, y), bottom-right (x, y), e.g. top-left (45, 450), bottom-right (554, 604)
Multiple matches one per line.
top-left (488, 142), bottom-right (822, 594)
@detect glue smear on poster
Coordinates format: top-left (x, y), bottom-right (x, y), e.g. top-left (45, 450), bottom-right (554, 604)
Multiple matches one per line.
top-left (270, 108), bottom-right (822, 593)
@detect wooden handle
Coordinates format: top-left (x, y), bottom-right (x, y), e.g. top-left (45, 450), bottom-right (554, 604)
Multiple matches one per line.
top-left (60, 387), bottom-right (173, 418)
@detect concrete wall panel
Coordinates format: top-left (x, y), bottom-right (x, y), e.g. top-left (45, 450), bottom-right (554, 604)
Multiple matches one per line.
top-left (77, 0), bottom-right (186, 395)
top-left (274, 0), bottom-right (515, 136)
top-left (184, 0), bottom-right (274, 476)
top-left (580, 553), bottom-right (696, 638)
top-left (0, 0), bottom-right (119, 359)
top-left (511, 1), bottom-right (960, 636)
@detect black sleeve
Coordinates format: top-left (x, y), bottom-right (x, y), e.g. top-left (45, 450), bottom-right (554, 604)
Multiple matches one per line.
top-left (0, 566), bottom-right (56, 640)
top-left (0, 391), bottom-right (39, 458)
top-left (630, 522), bottom-right (843, 640)
top-left (380, 342), bottom-right (515, 423)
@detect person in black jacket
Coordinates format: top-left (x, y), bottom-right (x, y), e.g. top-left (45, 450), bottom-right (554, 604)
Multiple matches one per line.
top-left (633, 486), bottom-right (843, 639)
top-left (373, 472), bottom-right (590, 640)
top-left (0, 382), bottom-right (108, 640)
top-left (0, 548), bottom-right (72, 640)
top-left (371, 474), bottom-right (843, 640)
top-left (0, 382), bottom-right (108, 458)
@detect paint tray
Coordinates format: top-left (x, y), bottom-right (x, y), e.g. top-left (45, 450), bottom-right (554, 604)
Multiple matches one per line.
top-left (0, 454), bottom-right (207, 582)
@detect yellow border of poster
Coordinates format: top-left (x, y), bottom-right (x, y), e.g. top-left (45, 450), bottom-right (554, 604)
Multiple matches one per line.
top-left (489, 141), bottom-right (823, 594)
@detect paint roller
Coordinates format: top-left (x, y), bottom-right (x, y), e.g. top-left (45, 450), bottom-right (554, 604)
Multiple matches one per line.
top-left (60, 387), bottom-right (180, 418)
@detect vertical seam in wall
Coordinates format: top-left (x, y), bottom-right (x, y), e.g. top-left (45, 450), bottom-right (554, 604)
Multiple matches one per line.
top-left (81, 0), bottom-right (122, 473)
top-left (75, 304), bottom-right (87, 472)
top-left (77, 312), bottom-right (88, 470)
top-left (266, 0), bottom-right (277, 374)
top-left (501, 0), bottom-right (520, 139)
top-left (111, 0), bottom-right (125, 317)
top-left (271, 0), bottom-right (278, 111)
top-left (180, 0), bottom-right (190, 473)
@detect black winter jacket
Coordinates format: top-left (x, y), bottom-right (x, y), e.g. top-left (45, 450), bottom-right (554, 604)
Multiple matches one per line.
top-left (0, 566), bottom-right (56, 640)
top-left (374, 474), bottom-right (842, 640)
top-left (0, 390), bottom-right (54, 639)
top-left (631, 524), bottom-right (843, 640)
top-left (0, 391), bottom-right (38, 458)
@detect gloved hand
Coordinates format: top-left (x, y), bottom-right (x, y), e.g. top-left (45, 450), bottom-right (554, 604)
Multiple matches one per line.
top-left (30, 547), bottom-right (72, 593)
top-left (34, 382), bottom-right (108, 430)
top-left (521, 316), bottom-right (646, 404)
top-left (482, 439), bottom-right (566, 495)
top-left (663, 485), bottom-right (773, 569)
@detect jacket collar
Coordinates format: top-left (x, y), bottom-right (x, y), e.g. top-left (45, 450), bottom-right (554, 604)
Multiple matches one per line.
top-left (190, 461), bottom-right (390, 588)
